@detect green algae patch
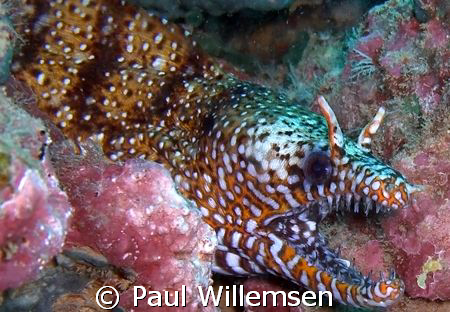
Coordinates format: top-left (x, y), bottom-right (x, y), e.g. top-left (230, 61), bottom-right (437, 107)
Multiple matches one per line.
top-left (416, 257), bottom-right (443, 289)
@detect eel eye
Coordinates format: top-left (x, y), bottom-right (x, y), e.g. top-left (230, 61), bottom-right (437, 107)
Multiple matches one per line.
top-left (304, 151), bottom-right (332, 184)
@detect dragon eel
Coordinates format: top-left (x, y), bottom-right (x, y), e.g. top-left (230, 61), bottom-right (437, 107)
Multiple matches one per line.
top-left (12, 0), bottom-right (419, 308)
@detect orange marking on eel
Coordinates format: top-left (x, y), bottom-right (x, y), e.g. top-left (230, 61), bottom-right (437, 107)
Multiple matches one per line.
top-left (336, 281), bottom-right (349, 302)
top-left (280, 244), bottom-right (297, 263)
top-left (305, 266), bottom-right (319, 291)
top-left (351, 286), bottom-right (359, 304)
top-left (320, 271), bottom-right (332, 290)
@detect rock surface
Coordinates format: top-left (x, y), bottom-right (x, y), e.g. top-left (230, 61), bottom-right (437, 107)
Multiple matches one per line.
top-left (52, 143), bottom-right (218, 311)
top-left (384, 133), bottom-right (450, 300)
top-left (0, 94), bottom-right (72, 292)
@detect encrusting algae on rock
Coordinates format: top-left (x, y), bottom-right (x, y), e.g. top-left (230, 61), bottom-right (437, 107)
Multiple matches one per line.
top-left (0, 93), bottom-right (72, 292)
top-left (8, 0), bottom-right (423, 309)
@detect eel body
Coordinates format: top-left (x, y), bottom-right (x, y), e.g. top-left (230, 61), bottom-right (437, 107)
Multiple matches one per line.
top-left (11, 0), bottom-right (420, 308)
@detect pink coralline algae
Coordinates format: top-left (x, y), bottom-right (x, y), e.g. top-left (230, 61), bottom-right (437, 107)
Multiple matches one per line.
top-left (0, 95), bottom-right (72, 291)
top-left (383, 133), bottom-right (450, 300)
top-left (51, 146), bottom-right (217, 311)
top-left (321, 215), bottom-right (391, 280)
top-left (341, 0), bottom-right (449, 116)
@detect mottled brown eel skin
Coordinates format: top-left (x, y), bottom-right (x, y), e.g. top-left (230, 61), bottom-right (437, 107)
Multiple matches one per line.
top-left (11, 0), bottom-right (421, 308)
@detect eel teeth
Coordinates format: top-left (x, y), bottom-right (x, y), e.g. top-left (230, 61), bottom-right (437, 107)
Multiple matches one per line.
top-left (364, 197), bottom-right (373, 215)
top-left (337, 194), bottom-right (343, 210)
top-left (327, 195), bottom-right (333, 208)
top-left (367, 270), bottom-right (373, 282)
top-left (311, 191), bottom-right (397, 216)
top-left (389, 267), bottom-right (398, 279)
top-left (376, 202), bottom-right (383, 213)
top-left (346, 193), bottom-right (353, 211)
top-left (342, 193), bottom-right (395, 215)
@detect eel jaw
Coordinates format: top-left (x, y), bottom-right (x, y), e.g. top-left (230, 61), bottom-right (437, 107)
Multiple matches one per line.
top-left (309, 223), bottom-right (406, 308)
top-left (264, 208), bottom-right (405, 309)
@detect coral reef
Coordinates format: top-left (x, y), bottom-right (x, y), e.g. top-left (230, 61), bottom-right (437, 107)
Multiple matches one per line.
top-left (1, 0), bottom-right (448, 310)
top-left (357, 2), bottom-right (446, 108)
top-left (0, 94), bottom-right (72, 292)
top-left (49, 143), bottom-right (218, 311)
top-left (384, 132), bottom-right (450, 300)
top-left (1, 138), bottom-right (217, 311)
top-left (11, 0), bottom-right (420, 309)
top-left (1, 138), bottom-right (217, 310)
top-left (336, 0), bottom-right (448, 132)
